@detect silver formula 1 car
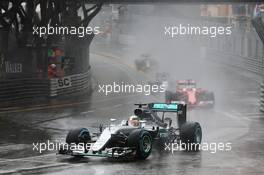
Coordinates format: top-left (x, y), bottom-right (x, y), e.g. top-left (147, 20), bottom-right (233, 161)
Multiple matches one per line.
top-left (58, 102), bottom-right (202, 160)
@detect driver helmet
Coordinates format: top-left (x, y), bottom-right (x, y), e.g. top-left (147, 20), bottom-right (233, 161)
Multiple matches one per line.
top-left (128, 115), bottom-right (140, 127)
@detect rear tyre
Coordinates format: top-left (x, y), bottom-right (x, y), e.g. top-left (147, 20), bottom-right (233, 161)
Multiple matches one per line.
top-left (127, 130), bottom-right (152, 160)
top-left (180, 122), bottom-right (202, 151)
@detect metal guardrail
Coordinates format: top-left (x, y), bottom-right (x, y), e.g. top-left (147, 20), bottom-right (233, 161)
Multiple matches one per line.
top-left (207, 48), bottom-right (264, 112)
top-left (203, 16), bottom-right (264, 112)
top-left (0, 78), bottom-right (49, 106)
top-left (50, 70), bottom-right (92, 97)
top-left (207, 49), bottom-right (263, 76)
top-left (252, 17), bottom-right (264, 112)
top-left (260, 83), bottom-right (264, 112)
top-left (252, 17), bottom-right (264, 44)
top-left (0, 70), bottom-right (92, 107)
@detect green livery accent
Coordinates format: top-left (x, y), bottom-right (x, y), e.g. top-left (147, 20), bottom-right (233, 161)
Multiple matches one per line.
top-left (150, 103), bottom-right (178, 111)
top-left (159, 128), bottom-right (169, 137)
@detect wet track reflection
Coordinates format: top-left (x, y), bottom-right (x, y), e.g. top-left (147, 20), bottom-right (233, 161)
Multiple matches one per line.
top-left (0, 51), bottom-right (263, 175)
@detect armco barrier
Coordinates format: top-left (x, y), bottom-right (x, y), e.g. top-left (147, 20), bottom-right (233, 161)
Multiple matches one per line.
top-left (207, 49), bottom-right (264, 113)
top-left (207, 49), bottom-right (263, 76)
top-left (0, 78), bottom-right (49, 106)
top-left (205, 17), bottom-right (264, 112)
top-left (0, 70), bottom-right (92, 107)
top-left (260, 83), bottom-right (264, 112)
top-left (50, 70), bottom-right (91, 97)
top-left (252, 17), bottom-right (264, 44)
top-left (252, 17), bottom-right (264, 112)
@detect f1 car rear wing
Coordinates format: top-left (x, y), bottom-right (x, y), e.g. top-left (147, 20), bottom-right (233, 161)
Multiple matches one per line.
top-left (148, 103), bottom-right (187, 127)
top-left (148, 103), bottom-right (183, 112)
top-left (134, 103), bottom-right (187, 127)
top-left (177, 79), bottom-right (197, 89)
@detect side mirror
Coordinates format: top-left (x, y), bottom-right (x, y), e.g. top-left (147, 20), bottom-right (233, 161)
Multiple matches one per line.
top-left (110, 118), bottom-right (116, 122)
top-left (134, 108), bottom-right (143, 116)
top-left (109, 118), bottom-right (117, 128)
top-left (99, 124), bottom-right (103, 133)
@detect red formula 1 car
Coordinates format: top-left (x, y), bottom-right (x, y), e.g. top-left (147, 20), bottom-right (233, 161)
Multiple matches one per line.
top-left (165, 80), bottom-right (215, 108)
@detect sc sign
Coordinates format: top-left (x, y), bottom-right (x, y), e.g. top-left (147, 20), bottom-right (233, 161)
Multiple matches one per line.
top-left (56, 77), bottom-right (72, 89)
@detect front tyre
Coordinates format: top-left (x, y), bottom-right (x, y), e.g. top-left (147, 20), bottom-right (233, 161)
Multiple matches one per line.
top-left (65, 128), bottom-right (91, 156)
top-left (127, 130), bottom-right (152, 160)
top-left (66, 128), bottom-right (91, 144)
top-left (180, 122), bottom-right (202, 151)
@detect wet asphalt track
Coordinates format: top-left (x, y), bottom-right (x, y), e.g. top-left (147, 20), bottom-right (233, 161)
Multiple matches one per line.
top-left (0, 50), bottom-right (263, 175)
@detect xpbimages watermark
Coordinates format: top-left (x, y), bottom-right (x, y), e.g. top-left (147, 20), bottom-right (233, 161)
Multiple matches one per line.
top-left (32, 140), bottom-right (232, 154)
top-left (164, 141), bottom-right (232, 154)
top-left (164, 24), bottom-right (232, 38)
top-left (32, 24), bottom-right (100, 38)
top-left (98, 82), bottom-right (166, 96)
top-left (32, 140), bottom-right (92, 153)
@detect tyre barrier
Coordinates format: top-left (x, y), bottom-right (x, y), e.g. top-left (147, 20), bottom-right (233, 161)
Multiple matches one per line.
top-left (50, 70), bottom-right (92, 97)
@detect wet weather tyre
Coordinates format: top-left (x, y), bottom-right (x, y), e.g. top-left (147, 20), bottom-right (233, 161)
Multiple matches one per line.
top-left (180, 122), bottom-right (202, 151)
top-left (66, 128), bottom-right (91, 145)
top-left (65, 128), bottom-right (91, 156)
top-left (127, 130), bottom-right (152, 160)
